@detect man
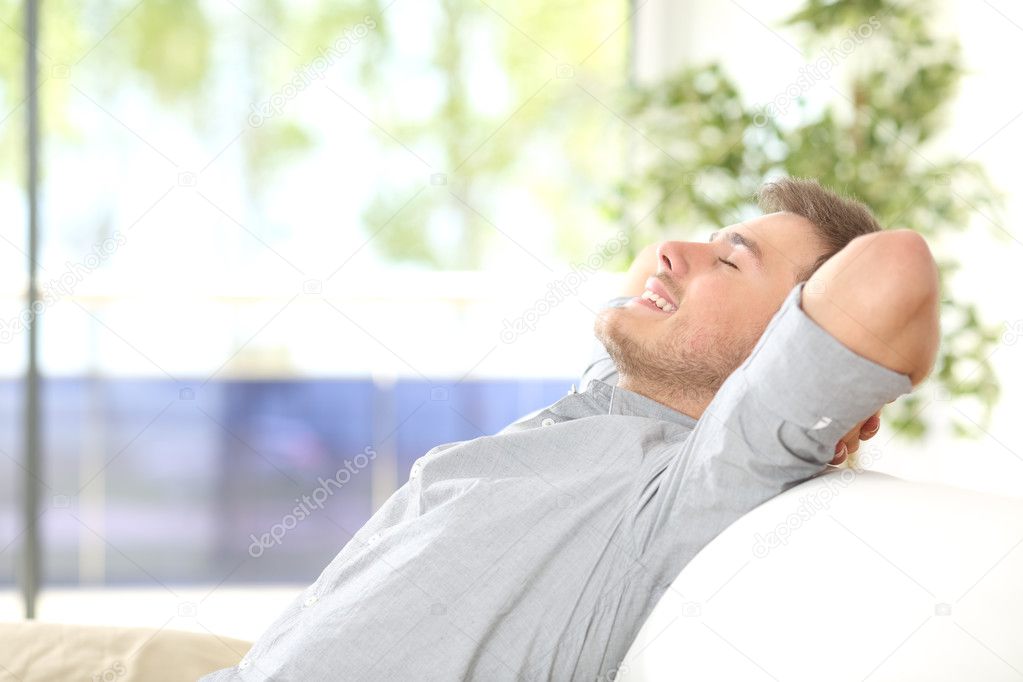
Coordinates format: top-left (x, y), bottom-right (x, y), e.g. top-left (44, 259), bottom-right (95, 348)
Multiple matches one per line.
top-left (203, 178), bottom-right (940, 681)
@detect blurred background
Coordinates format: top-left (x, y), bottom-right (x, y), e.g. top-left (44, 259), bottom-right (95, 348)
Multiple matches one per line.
top-left (1, 0), bottom-right (1021, 642)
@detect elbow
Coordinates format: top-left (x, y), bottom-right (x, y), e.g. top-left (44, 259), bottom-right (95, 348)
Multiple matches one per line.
top-left (856, 229), bottom-right (940, 313)
top-left (874, 230), bottom-right (942, 385)
top-left (831, 230), bottom-right (942, 387)
top-left (890, 230), bottom-right (940, 304)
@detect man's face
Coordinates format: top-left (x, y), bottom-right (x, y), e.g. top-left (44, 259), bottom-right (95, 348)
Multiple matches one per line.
top-left (595, 211), bottom-right (826, 413)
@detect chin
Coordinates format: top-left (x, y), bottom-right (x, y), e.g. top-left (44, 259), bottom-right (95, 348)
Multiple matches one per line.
top-left (594, 307), bottom-right (637, 364)
top-left (593, 307), bottom-right (620, 353)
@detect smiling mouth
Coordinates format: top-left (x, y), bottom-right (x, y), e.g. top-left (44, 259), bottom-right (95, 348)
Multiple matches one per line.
top-left (640, 289), bottom-right (675, 313)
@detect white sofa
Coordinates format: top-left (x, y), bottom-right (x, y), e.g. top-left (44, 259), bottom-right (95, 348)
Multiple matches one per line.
top-left (620, 470), bottom-right (1023, 682)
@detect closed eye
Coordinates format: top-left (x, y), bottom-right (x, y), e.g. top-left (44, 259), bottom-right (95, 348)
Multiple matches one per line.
top-left (718, 258), bottom-right (739, 270)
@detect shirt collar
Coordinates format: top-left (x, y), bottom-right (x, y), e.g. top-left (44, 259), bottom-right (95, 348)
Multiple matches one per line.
top-left (585, 379), bottom-right (698, 430)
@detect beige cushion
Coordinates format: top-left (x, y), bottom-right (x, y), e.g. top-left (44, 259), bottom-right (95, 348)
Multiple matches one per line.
top-left (0, 621), bottom-right (250, 681)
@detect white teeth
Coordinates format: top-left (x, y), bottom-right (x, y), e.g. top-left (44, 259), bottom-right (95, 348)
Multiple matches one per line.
top-left (641, 289), bottom-right (675, 313)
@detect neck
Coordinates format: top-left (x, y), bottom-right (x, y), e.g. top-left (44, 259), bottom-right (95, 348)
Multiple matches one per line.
top-left (617, 374), bottom-right (713, 421)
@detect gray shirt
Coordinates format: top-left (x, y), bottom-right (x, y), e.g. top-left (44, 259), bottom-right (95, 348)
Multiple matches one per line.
top-left (202, 281), bottom-right (912, 681)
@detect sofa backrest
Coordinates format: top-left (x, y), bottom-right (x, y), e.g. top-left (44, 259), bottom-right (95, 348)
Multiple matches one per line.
top-left (618, 470), bottom-right (1023, 682)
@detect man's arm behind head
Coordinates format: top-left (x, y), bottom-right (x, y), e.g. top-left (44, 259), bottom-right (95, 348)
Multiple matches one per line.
top-left (800, 229), bottom-right (941, 388)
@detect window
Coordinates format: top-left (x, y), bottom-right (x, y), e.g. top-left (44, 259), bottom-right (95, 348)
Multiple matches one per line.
top-left (0, 0), bottom-right (629, 601)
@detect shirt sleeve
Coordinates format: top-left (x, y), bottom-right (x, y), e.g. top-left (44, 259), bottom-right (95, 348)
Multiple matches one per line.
top-left (637, 280), bottom-right (914, 565)
top-left (578, 296), bottom-right (632, 390)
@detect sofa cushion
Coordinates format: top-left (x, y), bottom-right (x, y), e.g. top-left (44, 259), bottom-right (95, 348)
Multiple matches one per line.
top-left (0, 620), bottom-right (250, 681)
top-left (619, 470), bottom-right (1023, 681)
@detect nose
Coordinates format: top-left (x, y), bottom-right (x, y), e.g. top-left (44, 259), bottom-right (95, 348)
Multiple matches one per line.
top-left (656, 240), bottom-right (707, 277)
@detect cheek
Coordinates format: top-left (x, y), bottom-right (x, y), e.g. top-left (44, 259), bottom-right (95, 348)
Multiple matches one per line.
top-left (688, 281), bottom-right (764, 326)
top-left (669, 297), bottom-right (748, 354)
top-left (679, 323), bottom-right (720, 357)
top-left (667, 314), bottom-right (714, 355)
top-left (681, 278), bottom-right (734, 313)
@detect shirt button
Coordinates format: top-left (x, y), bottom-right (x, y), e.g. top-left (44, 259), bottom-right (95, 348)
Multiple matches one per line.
top-left (410, 462), bottom-right (422, 479)
top-left (238, 658), bottom-right (250, 670)
top-left (367, 532), bottom-right (381, 546)
top-left (303, 594), bottom-right (318, 607)
top-left (540, 417), bottom-right (556, 427)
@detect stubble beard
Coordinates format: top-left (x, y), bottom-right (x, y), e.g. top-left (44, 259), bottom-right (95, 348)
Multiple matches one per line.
top-left (594, 307), bottom-right (759, 410)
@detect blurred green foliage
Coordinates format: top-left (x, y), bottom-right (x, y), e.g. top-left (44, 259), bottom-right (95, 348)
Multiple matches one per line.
top-left (606, 0), bottom-right (1005, 440)
top-left (0, 0), bottom-right (382, 187)
top-left (363, 0), bottom-right (627, 268)
top-left (0, 0), bottom-right (625, 268)
top-left (125, 0), bottom-right (213, 100)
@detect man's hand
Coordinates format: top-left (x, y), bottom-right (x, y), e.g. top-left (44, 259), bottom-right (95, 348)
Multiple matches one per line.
top-left (829, 410), bottom-right (881, 466)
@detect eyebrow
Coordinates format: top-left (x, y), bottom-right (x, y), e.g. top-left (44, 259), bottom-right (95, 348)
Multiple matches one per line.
top-left (708, 229), bottom-right (764, 268)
